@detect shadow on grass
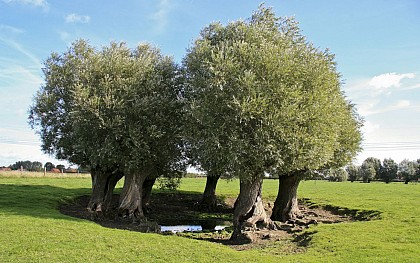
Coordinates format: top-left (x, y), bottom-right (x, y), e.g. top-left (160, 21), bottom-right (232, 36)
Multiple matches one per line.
top-left (0, 183), bottom-right (91, 221)
top-left (60, 190), bottom-right (232, 226)
top-left (300, 198), bottom-right (382, 221)
top-left (0, 182), bottom-right (215, 224)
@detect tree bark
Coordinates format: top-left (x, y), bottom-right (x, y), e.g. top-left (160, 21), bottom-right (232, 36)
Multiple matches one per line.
top-left (271, 172), bottom-right (302, 222)
top-left (88, 167), bottom-right (106, 213)
top-left (199, 174), bottom-right (220, 211)
top-left (102, 169), bottom-right (124, 211)
top-left (142, 176), bottom-right (157, 214)
top-left (87, 166), bottom-right (123, 216)
top-left (118, 171), bottom-right (149, 220)
top-left (231, 176), bottom-right (275, 242)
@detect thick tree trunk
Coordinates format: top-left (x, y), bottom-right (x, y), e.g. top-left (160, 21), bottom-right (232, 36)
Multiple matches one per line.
top-left (363, 176), bottom-right (370, 183)
top-left (102, 170), bottom-right (124, 211)
top-left (118, 171), bottom-right (149, 220)
top-left (87, 166), bottom-right (123, 216)
top-left (271, 172), bottom-right (302, 222)
top-left (231, 176), bottom-right (275, 242)
top-left (199, 174), bottom-right (220, 211)
top-left (88, 168), bottom-right (107, 212)
top-left (142, 176), bottom-right (157, 214)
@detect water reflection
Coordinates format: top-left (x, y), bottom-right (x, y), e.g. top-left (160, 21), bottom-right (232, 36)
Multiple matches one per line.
top-left (160, 225), bottom-right (202, 233)
top-left (160, 223), bottom-right (230, 233)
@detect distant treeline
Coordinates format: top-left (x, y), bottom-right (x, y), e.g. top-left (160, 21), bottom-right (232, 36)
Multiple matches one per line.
top-left (302, 157), bottom-right (420, 184)
top-left (263, 157), bottom-right (419, 184)
top-left (345, 157), bottom-right (420, 184)
top-left (1, 161), bottom-right (89, 173)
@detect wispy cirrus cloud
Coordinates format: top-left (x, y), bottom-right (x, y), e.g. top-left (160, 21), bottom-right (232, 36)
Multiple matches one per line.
top-left (150, 0), bottom-right (172, 33)
top-left (0, 63), bottom-right (42, 83)
top-left (0, 36), bottom-right (41, 66)
top-left (65, 13), bottom-right (91, 24)
top-left (2, 0), bottom-right (49, 11)
top-left (359, 99), bottom-right (411, 116)
top-left (0, 25), bottom-right (24, 34)
top-left (0, 25), bottom-right (41, 66)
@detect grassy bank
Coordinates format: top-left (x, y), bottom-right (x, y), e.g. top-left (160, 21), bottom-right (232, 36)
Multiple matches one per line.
top-left (0, 175), bottom-right (418, 262)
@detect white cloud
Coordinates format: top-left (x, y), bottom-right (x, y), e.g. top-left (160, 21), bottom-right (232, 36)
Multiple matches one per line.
top-left (369, 72), bottom-right (415, 90)
top-left (392, 100), bottom-right (410, 109)
top-left (356, 120), bottom-right (420, 164)
top-left (402, 83), bottom-right (420, 91)
top-left (362, 120), bottom-right (380, 138)
top-left (356, 98), bottom-right (379, 116)
top-left (0, 127), bottom-right (71, 166)
top-left (344, 75), bottom-right (420, 164)
top-left (150, 0), bottom-right (171, 33)
top-left (65, 13), bottom-right (91, 24)
top-left (344, 72), bottom-right (419, 117)
top-left (3, 0), bottom-right (49, 11)
top-left (0, 142), bottom-right (68, 166)
top-left (359, 100), bottom-right (411, 116)
top-left (0, 64), bottom-right (42, 85)
top-left (58, 31), bottom-right (71, 42)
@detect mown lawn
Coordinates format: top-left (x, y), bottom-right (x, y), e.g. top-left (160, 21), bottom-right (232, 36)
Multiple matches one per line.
top-left (0, 174), bottom-right (418, 262)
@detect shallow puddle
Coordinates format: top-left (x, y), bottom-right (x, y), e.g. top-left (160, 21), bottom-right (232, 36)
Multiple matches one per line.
top-left (160, 219), bottom-right (232, 233)
top-left (160, 224), bottom-right (229, 233)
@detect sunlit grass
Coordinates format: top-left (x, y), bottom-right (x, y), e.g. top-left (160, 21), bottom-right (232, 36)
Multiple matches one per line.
top-left (0, 175), bottom-right (418, 262)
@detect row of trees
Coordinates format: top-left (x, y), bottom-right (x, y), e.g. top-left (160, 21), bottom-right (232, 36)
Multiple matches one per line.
top-left (7, 161), bottom-right (80, 173)
top-left (9, 161), bottom-right (43, 172)
top-left (346, 158), bottom-right (420, 184)
top-left (29, 5), bottom-right (362, 241)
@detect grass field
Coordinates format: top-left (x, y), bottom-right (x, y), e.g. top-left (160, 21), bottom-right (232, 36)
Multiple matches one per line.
top-left (0, 173), bottom-right (418, 262)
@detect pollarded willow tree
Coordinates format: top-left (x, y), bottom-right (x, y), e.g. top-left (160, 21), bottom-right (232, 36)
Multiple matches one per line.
top-left (270, 101), bottom-right (362, 222)
top-left (28, 40), bottom-right (123, 214)
top-left (71, 42), bottom-right (186, 219)
top-left (29, 40), bottom-right (93, 166)
top-left (30, 40), bottom-right (186, 218)
top-left (184, 5), bottom-right (362, 240)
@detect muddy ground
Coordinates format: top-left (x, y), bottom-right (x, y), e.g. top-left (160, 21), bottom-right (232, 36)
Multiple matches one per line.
top-left (60, 192), bottom-right (360, 251)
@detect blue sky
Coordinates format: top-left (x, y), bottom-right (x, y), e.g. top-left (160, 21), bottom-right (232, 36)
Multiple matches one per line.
top-left (0, 0), bottom-right (419, 167)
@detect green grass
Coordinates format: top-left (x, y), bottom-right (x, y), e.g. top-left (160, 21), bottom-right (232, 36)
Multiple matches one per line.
top-left (0, 175), bottom-right (418, 262)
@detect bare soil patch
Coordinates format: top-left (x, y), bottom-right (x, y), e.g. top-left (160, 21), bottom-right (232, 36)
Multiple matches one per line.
top-left (60, 192), bottom-right (368, 251)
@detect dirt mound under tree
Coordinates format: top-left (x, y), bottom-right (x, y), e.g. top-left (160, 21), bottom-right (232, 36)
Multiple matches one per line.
top-left (60, 192), bottom-right (379, 251)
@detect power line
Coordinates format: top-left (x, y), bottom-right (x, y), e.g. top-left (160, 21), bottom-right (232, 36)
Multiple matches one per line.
top-left (362, 141), bottom-right (420, 151)
top-left (0, 137), bottom-right (40, 146)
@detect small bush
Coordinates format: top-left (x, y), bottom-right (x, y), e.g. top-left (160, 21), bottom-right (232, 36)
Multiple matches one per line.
top-left (157, 177), bottom-right (182, 190)
top-left (327, 168), bottom-right (348, 182)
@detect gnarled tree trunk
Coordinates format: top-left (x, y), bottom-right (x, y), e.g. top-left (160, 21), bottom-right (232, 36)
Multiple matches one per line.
top-left (88, 166), bottom-right (123, 216)
top-left (231, 176), bottom-right (275, 242)
top-left (271, 172), bottom-right (303, 222)
top-left (199, 174), bottom-right (220, 211)
top-left (118, 170), bottom-right (149, 220)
